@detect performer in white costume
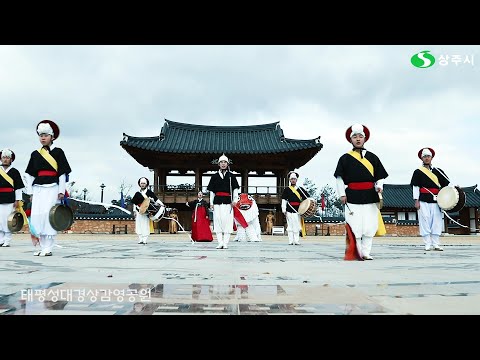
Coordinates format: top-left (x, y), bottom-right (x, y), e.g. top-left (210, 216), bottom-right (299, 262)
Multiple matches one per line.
top-left (410, 147), bottom-right (449, 251)
top-left (334, 124), bottom-right (388, 260)
top-left (207, 154), bottom-right (240, 249)
top-left (281, 171), bottom-right (310, 245)
top-left (131, 177), bottom-right (164, 245)
top-left (0, 148), bottom-right (25, 247)
top-left (25, 120), bottom-right (72, 256)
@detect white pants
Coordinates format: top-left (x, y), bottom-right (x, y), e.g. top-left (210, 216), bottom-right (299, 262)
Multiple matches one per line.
top-left (135, 213), bottom-right (150, 243)
top-left (417, 202), bottom-right (443, 236)
top-left (213, 204), bottom-right (234, 246)
top-left (345, 203), bottom-right (378, 257)
top-left (39, 235), bottom-right (55, 253)
top-left (0, 231), bottom-right (12, 246)
top-left (285, 212), bottom-right (301, 244)
top-left (0, 202), bottom-right (14, 245)
top-left (418, 202), bottom-right (443, 247)
top-left (31, 185), bottom-right (60, 251)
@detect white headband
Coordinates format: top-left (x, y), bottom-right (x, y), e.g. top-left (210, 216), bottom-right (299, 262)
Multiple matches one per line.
top-left (289, 173), bottom-right (298, 180)
top-left (37, 122), bottom-right (54, 136)
top-left (421, 148), bottom-right (433, 157)
top-left (350, 123), bottom-right (365, 138)
top-left (1, 148), bottom-right (12, 158)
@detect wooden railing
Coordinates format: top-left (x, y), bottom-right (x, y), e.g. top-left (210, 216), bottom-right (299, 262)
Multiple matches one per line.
top-left (154, 185), bottom-right (283, 205)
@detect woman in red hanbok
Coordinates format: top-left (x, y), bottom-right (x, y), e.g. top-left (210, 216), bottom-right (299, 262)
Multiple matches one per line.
top-left (186, 191), bottom-right (213, 242)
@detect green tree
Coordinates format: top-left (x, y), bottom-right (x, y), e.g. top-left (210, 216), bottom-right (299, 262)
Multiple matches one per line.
top-left (302, 177), bottom-right (319, 201)
top-left (319, 184), bottom-right (343, 216)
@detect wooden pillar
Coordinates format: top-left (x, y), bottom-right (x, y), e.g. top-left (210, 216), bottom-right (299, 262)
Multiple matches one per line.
top-left (195, 168), bottom-right (202, 192)
top-left (242, 170), bottom-right (249, 193)
top-left (469, 207), bottom-right (477, 235)
top-left (276, 173), bottom-right (282, 194)
top-left (154, 168), bottom-right (159, 193)
top-left (158, 169), bottom-right (167, 191)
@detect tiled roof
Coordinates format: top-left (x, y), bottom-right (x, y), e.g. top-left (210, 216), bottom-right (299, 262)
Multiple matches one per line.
top-left (121, 119), bottom-right (323, 155)
top-left (383, 184), bottom-right (416, 208)
top-left (463, 185), bottom-right (480, 207)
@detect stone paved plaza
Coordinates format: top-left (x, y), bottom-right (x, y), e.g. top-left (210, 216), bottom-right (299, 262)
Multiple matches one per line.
top-left (1, 233), bottom-right (480, 315)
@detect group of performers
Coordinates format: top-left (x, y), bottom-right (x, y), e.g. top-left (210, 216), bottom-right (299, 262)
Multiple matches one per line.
top-left (1, 121), bottom-right (454, 261)
top-left (336, 123), bottom-right (451, 261)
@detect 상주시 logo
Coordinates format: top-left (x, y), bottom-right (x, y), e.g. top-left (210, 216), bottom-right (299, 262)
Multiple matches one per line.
top-left (411, 50), bottom-right (436, 68)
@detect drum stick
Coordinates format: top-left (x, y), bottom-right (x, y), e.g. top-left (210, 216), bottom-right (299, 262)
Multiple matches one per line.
top-left (345, 203), bottom-right (354, 215)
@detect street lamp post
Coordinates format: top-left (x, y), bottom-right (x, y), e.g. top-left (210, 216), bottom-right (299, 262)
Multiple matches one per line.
top-left (100, 183), bottom-right (106, 203)
top-left (83, 188), bottom-right (87, 200)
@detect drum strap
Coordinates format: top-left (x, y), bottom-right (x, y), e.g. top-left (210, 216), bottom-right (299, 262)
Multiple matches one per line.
top-left (38, 148), bottom-right (58, 171)
top-left (0, 167), bottom-right (14, 187)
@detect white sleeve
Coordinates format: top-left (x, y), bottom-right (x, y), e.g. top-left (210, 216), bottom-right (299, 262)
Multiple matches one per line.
top-left (210, 191), bottom-right (214, 205)
top-left (24, 174), bottom-right (35, 195)
top-left (58, 174), bottom-right (66, 195)
top-left (336, 176), bottom-right (346, 197)
top-left (281, 199), bottom-right (287, 213)
top-left (375, 179), bottom-right (384, 191)
top-left (233, 187), bottom-right (239, 200)
top-left (412, 185), bottom-right (420, 200)
top-left (15, 189), bottom-right (23, 201)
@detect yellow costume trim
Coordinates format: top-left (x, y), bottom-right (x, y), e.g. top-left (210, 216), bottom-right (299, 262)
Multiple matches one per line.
top-left (418, 166), bottom-right (440, 187)
top-left (375, 209), bottom-right (386, 236)
top-left (0, 167), bottom-right (14, 186)
top-left (348, 150), bottom-right (374, 176)
top-left (38, 147), bottom-right (58, 171)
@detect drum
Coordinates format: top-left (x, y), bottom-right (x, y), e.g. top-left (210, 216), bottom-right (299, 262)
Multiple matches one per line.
top-left (437, 186), bottom-right (466, 213)
top-left (7, 210), bottom-right (24, 232)
top-left (147, 202), bottom-right (165, 222)
top-left (298, 198), bottom-right (317, 218)
top-left (49, 203), bottom-right (74, 231)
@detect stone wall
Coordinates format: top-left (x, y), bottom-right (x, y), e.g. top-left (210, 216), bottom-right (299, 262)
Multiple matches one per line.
top-left (19, 219), bottom-right (135, 235)
top-left (18, 218), bottom-right (422, 236)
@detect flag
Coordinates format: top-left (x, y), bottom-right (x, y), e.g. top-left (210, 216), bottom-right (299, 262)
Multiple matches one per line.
top-left (120, 191), bottom-right (125, 208)
top-left (321, 194), bottom-right (326, 211)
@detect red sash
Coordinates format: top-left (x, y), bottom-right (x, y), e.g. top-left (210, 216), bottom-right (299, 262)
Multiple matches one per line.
top-left (348, 182), bottom-right (374, 190)
top-left (216, 192), bottom-right (230, 196)
top-left (420, 188), bottom-right (439, 194)
top-left (38, 170), bottom-right (58, 177)
top-left (0, 188), bottom-right (14, 193)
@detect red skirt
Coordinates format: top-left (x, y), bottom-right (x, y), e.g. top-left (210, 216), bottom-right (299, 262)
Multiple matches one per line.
top-left (191, 206), bottom-right (213, 242)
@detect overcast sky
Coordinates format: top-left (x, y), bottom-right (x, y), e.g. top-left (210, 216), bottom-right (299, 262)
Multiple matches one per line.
top-left (1, 45), bottom-right (479, 203)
